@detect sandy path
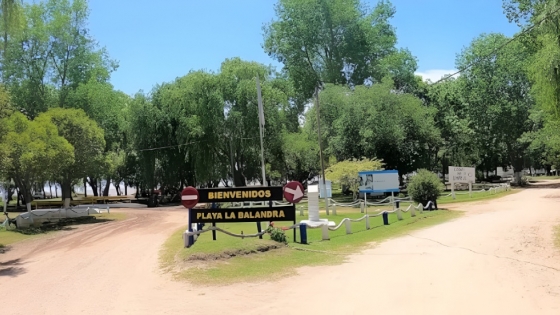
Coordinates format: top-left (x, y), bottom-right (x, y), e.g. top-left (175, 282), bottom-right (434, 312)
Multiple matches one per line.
top-left (2, 188), bottom-right (560, 315)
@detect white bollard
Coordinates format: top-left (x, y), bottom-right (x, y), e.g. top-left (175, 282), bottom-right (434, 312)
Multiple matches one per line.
top-left (365, 215), bottom-right (370, 230)
top-left (360, 201), bottom-right (364, 213)
top-left (396, 207), bottom-right (402, 220)
top-left (411, 206), bottom-right (416, 217)
top-left (332, 203), bottom-right (337, 215)
top-left (321, 224), bottom-right (330, 240)
top-left (344, 219), bottom-right (352, 234)
top-left (299, 206), bottom-right (303, 216)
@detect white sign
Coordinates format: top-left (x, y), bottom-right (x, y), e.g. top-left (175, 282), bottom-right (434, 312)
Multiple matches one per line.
top-left (449, 166), bottom-right (475, 183)
top-left (358, 170), bottom-right (400, 193)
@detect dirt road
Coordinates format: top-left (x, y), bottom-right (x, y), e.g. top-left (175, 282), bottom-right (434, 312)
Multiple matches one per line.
top-left (1, 188), bottom-right (559, 315)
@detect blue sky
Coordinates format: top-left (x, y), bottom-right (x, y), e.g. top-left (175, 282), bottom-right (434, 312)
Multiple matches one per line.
top-left (87, 0), bottom-right (520, 95)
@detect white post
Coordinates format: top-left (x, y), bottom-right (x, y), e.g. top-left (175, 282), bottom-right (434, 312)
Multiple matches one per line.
top-left (360, 201), bottom-right (364, 213)
top-left (344, 219), bottom-right (352, 234)
top-left (321, 224), bottom-right (330, 240)
top-left (391, 191), bottom-right (395, 210)
top-left (411, 206), bottom-right (416, 217)
top-left (364, 193), bottom-right (368, 215)
top-left (365, 215), bottom-right (370, 229)
top-left (396, 207), bottom-right (402, 220)
top-left (469, 182), bottom-right (472, 198)
top-left (2, 189), bottom-right (7, 214)
top-left (451, 181), bottom-right (456, 200)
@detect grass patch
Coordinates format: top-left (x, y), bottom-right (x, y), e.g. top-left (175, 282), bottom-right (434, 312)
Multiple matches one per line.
top-left (0, 211), bottom-right (126, 247)
top-left (528, 176), bottom-right (560, 182)
top-left (160, 209), bottom-right (462, 285)
top-left (437, 188), bottom-right (519, 204)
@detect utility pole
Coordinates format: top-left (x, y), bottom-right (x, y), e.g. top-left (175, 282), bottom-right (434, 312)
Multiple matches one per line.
top-left (229, 134), bottom-right (235, 187)
top-left (315, 86), bottom-right (330, 215)
top-left (256, 75), bottom-right (267, 186)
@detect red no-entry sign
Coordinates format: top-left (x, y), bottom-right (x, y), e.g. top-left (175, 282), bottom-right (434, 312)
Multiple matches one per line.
top-left (181, 186), bottom-right (199, 209)
top-left (283, 181), bottom-right (304, 203)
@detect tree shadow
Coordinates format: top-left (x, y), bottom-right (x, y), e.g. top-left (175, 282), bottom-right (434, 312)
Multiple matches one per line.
top-left (0, 266), bottom-right (26, 277)
top-left (0, 258), bottom-right (26, 277)
top-left (10, 216), bottom-right (117, 236)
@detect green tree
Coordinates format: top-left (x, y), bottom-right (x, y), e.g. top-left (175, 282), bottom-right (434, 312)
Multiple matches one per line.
top-left (219, 58), bottom-right (290, 186)
top-left (38, 108), bottom-right (105, 207)
top-left (326, 158), bottom-right (383, 200)
top-left (282, 131), bottom-right (319, 184)
top-left (314, 79), bottom-right (440, 181)
top-left (264, 0), bottom-right (417, 97)
top-left (0, 111), bottom-right (74, 211)
top-left (455, 33), bottom-right (534, 183)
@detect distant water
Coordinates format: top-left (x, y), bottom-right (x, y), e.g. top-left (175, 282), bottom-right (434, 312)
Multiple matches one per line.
top-left (42, 181), bottom-right (137, 197)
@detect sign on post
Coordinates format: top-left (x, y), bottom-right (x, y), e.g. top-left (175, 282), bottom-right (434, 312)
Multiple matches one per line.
top-left (183, 185), bottom-right (297, 248)
top-left (449, 166), bottom-right (476, 199)
top-left (181, 187), bottom-right (199, 209)
top-left (283, 181), bottom-right (304, 204)
top-left (190, 205), bottom-right (296, 223)
top-left (358, 170), bottom-right (400, 193)
top-left (197, 186), bottom-right (284, 203)
top-left (358, 170), bottom-right (400, 212)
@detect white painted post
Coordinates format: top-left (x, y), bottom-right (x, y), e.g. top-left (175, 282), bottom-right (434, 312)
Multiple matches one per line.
top-left (321, 224), bottom-right (330, 240)
top-left (332, 202), bottom-right (336, 215)
top-left (391, 191), bottom-right (395, 210)
top-left (364, 193), bottom-right (368, 215)
top-left (365, 215), bottom-right (370, 229)
top-left (469, 182), bottom-right (472, 198)
top-left (360, 201), bottom-right (364, 213)
top-left (299, 206), bottom-right (303, 216)
top-left (344, 219), bottom-right (352, 234)
top-left (396, 207), bottom-right (402, 220)
top-left (451, 181), bottom-right (456, 200)
top-left (411, 206), bottom-right (416, 217)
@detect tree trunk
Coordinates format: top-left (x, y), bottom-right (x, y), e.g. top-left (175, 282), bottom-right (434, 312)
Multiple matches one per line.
top-left (233, 168), bottom-right (246, 187)
top-left (87, 178), bottom-right (99, 197)
top-left (103, 178), bottom-right (111, 196)
top-left (115, 181), bottom-right (122, 196)
top-left (61, 180), bottom-right (72, 208)
top-left (84, 178), bottom-right (87, 197)
top-left (124, 185), bottom-right (128, 196)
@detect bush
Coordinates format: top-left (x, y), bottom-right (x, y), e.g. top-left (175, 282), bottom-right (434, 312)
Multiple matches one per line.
top-left (407, 169), bottom-right (444, 206)
top-left (266, 225), bottom-right (287, 244)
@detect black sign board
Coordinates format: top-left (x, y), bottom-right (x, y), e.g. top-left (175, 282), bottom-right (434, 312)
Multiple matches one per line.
top-left (198, 186), bottom-right (284, 203)
top-left (190, 205), bottom-right (295, 223)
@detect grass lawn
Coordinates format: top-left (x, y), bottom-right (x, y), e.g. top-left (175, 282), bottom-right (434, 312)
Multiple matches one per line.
top-left (528, 176), bottom-right (560, 181)
top-left (437, 188), bottom-right (519, 204)
top-left (0, 212), bottom-right (126, 247)
top-left (160, 208), bottom-right (462, 285)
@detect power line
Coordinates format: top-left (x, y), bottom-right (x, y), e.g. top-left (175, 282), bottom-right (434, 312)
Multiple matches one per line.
top-left (136, 137), bottom-right (257, 152)
top-left (433, 5), bottom-right (560, 85)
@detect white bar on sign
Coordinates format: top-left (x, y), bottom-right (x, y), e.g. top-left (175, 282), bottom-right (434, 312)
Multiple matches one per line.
top-left (181, 195), bottom-right (197, 200)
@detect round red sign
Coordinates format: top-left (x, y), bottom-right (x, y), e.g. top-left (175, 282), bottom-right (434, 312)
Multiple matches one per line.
top-left (181, 186), bottom-right (199, 209)
top-left (283, 181), bottom-right (304, 203)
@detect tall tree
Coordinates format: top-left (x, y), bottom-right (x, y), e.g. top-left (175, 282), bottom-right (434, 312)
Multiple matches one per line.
top-left (456, 33), bottom-right (534, 183)
top-left (38, 108), bottom-right (105, 207)
top-left (0, 111), bottom-right (74, 211)
top-left (264, 0), bottom-right (417, 97)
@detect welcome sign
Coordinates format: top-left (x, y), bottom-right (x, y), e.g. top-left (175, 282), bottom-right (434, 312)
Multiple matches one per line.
top-left (190, 205), bottom-right (296, 223)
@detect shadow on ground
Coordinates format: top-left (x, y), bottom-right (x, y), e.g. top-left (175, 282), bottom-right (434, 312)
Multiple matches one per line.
top-left (0, 258), bottom-right (26, 277)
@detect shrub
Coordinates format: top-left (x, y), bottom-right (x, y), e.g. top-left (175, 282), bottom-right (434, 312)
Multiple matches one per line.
top-left (407, 169), bottom-right (444, 206)
top-left (266, 225), bottom-right (287, 244)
